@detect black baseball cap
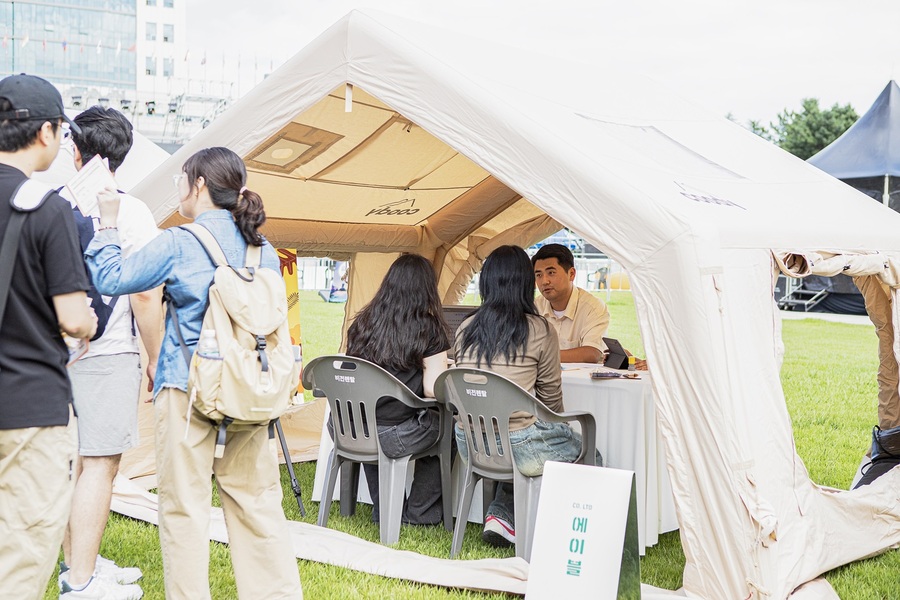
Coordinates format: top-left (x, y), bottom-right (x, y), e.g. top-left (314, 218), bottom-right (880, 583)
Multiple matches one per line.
top-left (0, 73), bottom-right (81, 135)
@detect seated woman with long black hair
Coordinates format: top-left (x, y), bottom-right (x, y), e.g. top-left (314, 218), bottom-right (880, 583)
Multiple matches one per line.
top-left (345, 253), bottom-right (451, 525)
top-left (454, 245), bottom-right (591, 547)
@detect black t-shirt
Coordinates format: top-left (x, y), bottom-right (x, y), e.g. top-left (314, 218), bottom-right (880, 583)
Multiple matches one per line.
top-left (0, 164), bottom-right (89, 429)
top-left (350, 334), bottom-right (449, 427)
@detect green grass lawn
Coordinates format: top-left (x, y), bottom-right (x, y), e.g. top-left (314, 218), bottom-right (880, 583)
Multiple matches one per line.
top-left (46, 291), bottom-right (899, 599)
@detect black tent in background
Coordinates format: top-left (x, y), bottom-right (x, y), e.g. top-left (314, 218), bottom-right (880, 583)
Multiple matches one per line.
top-left (790, 81), bottom-right (900, 314)
top-left (809, 80), bottom-right (900, 209)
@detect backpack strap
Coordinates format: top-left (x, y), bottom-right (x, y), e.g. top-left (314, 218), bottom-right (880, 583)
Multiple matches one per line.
top-left (0, 181), bottom-right (56, 373)
top-left (164, 286), bottom-right (193, 369)
top-left (70, 201), bottom-right (121, 341)
top-left (181, 222), bottom-right (263, 272)
top-left (0, 181), bottom-right (56, 335)
top-left (166, 223), bottom-right (227, 369)
top-left (245, 243), bottom-right (261, 270)
top-left (11, 179), bottom-right (55, 212)
top-left (180, 223), bottom-right (229, 267)
top-left (0, 212), bottom-right (27, 337)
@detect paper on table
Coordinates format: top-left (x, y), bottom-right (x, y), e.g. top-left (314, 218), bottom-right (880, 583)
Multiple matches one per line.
top-left (65, 155), bottom-right (117, 217)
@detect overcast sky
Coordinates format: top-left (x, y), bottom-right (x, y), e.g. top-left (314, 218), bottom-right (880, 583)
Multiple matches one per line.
top-left (185, 0), bottom-right (900, 126)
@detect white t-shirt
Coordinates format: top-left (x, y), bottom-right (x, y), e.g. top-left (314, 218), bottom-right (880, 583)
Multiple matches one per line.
top-left (61, 188), bottom-right (160, 357)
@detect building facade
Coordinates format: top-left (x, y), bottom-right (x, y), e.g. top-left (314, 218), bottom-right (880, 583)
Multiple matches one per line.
top-left (0, 0), bottom-right (223, 146)
top-left (1, 1), bottom-right (137, 91)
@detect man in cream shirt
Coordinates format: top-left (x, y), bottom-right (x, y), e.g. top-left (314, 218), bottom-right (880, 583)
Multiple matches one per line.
top-left (532, 243), bottom-right (610, 363)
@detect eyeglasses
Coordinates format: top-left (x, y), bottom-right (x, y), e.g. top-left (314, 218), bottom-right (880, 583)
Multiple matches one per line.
top-left (60, 123), bottom-right (72, 143)
top-left (172, 173), bottom-right (185, 189)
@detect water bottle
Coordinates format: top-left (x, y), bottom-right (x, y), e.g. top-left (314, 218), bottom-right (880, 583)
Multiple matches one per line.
top-left (197, 329), bottom-right (219, 357)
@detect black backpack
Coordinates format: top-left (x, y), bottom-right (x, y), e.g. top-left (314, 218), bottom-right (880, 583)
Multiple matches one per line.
top-left (69, 196), bottom-right (122, 341)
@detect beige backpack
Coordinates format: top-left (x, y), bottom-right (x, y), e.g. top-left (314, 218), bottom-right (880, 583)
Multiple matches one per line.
top-left (168, 223), bottom-right (301, 456)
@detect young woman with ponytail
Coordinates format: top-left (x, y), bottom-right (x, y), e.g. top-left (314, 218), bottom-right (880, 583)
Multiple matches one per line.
top-left (85, 147), bottom-right (303, 599)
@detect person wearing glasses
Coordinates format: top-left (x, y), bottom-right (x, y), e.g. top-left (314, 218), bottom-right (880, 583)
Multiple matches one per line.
top-left (0, 74), bottom-right (97, 599)
top-left (85, 147), bottom-right (302, 599)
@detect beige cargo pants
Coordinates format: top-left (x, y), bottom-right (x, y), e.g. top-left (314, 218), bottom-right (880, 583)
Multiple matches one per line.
top-left (155, 388), bottom-right (302, 599)
top-left (0, 410), bottom-right (77, 600)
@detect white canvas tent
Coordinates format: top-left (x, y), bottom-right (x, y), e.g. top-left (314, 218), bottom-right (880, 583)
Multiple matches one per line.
top-left (127, 11), bottom-right (900, 598)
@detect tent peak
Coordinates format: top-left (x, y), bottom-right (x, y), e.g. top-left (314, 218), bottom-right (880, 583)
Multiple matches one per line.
top-left (808, 80), bottom-right (900, 178)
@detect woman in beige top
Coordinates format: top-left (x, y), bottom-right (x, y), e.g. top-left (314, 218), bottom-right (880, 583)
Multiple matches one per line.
top-left (453, 245), bottom-right (586, 547)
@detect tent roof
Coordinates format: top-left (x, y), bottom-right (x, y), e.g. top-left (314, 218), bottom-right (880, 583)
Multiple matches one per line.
top-left (808, 80), bottom-right (900, 179)
top-left (132, 10), bottom-right (900, 264)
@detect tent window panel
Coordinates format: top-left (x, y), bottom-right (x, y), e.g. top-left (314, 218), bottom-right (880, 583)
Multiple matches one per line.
top-left (246, 123), bottom-right (344, 174)
top-left (283, 95), bottom-right (396, 178)
top-left (412, 152), bottom-right (491, 190)
top-left (316, 118), bottom-right (458, 188)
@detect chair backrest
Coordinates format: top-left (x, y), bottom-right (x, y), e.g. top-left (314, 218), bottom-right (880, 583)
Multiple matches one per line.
top-left (435, 367), bottom-right (542, 480)
top-left (302, 355), bottom-right (427, 459)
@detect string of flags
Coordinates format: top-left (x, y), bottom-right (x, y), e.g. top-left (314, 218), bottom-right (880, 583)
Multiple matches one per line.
top-left (1, 34), bottom-right (282, 78)
top-left (0, 35), bottom-right (136, 54)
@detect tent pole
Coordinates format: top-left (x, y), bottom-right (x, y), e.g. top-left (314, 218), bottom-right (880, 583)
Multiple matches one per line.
top-left (884, 174), bottom-right (890, 206)
top-left (432, 246), bottom-right (448, 282)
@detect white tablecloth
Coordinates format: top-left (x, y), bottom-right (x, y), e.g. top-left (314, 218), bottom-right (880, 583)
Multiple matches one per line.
top-left (560, 364), bottom-right (678, 553)
top-left (311, 365), bottom-right (678, 554)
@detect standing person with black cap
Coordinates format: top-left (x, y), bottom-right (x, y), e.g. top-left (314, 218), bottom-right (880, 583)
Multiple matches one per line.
top-left (0, 74), bottom-right (97, 599)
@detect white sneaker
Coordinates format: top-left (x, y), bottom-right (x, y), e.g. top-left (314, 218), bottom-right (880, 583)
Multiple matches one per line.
top-left (96, 555), bottom-right (142, 585)
top-left (59, 575), bottom-right (143, 600)
top-left (58, 556), bottom-right (142, 590)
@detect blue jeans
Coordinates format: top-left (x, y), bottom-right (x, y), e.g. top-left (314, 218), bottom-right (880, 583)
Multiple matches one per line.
top-left (455, 420), bottom-right (598, 526)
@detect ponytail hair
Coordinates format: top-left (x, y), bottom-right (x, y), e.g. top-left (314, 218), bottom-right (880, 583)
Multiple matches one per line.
top-left (232, 188), bottom-right (266, 246)
top-left (182, 146), bottom-right (266, 246)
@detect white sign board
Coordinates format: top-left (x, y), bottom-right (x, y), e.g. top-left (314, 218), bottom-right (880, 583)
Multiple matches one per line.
top-left (526, 462), bottom-right (640, 600)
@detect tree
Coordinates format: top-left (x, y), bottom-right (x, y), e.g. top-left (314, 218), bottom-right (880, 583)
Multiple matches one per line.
top-left (747, 119), bottom-right (775, 142)
top-left (751, 98), bottom-right (858, 160)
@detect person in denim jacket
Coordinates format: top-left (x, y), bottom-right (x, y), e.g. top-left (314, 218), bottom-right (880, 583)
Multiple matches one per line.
top-left (85, 147), bottom-right (302, 600)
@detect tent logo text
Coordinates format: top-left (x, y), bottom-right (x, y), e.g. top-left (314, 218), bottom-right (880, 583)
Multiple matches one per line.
top-left (676, 182), bottom-right (745, 210)
top-left (366, 198), bottom-right (420, 217)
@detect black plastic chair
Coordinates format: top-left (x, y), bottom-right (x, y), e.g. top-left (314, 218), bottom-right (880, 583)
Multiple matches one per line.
top-left (434, 367), bottom-right (598, 561)
top-left (302, 355), bottom-right (453, 544)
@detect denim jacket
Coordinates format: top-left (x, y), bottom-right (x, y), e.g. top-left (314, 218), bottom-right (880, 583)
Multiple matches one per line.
top-left (85, 209), bottom-right (280, 398)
